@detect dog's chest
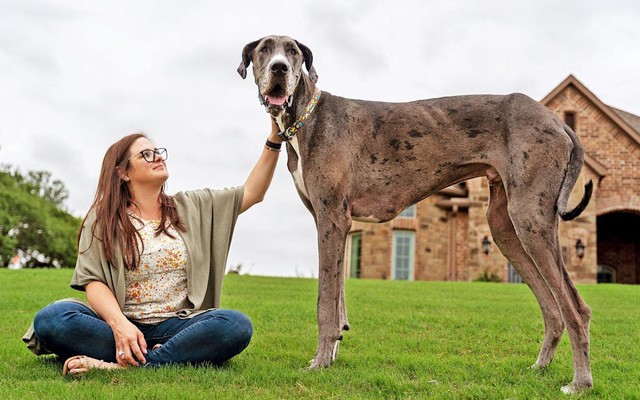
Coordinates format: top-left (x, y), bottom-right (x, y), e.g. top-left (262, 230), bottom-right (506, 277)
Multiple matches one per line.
top-left (275, 115), bottom-right (310, 201)
top-left (288, 137), bottom-right (310, 200)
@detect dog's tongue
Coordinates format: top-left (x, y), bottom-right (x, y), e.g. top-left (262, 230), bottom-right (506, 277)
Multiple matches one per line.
top-left (266, 95), bottom-right (287, 106)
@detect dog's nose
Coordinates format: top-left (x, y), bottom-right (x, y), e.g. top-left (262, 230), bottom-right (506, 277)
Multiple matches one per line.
top-left (270, 62), bottom-right (289, 76)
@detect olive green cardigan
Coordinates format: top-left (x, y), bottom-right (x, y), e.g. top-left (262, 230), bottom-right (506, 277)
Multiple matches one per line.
top-left (22, 186), bottom-right (243, 355)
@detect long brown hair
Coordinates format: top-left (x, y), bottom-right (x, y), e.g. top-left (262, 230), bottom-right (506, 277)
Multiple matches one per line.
top-left (78, 133), bottom-right (186, 270)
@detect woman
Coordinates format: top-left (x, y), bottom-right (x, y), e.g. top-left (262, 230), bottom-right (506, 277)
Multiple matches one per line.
top-left (23, 118), bottom-right (283, 375)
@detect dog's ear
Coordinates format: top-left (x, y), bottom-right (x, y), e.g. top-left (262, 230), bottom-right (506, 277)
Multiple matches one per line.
top-left (296, 40), bottom-right (318, 83)
top-left (237, 39), bottom-right (260, 79)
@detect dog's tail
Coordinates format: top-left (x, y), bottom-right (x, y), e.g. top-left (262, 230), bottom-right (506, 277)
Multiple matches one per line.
top-left (557, 124), bottom-right (593, 221)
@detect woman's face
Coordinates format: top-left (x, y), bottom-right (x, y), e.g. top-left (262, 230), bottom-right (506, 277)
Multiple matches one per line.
top-left (125, 137), bottom-right (169, 187)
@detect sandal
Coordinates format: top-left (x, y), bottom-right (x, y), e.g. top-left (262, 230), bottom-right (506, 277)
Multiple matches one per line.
top-left (62, 355), bottom-right (121, 376)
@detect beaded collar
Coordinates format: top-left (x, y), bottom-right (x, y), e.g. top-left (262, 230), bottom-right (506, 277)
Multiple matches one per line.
top-left (277, 90), bottom-right (321, 141)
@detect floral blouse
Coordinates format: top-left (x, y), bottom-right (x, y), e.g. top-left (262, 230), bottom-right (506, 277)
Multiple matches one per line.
top-left (123, 217), bottom-right (190, 324)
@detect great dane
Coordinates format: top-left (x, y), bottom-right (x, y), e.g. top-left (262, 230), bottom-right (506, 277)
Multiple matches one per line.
top-left (238, 35), bottom-right (593, 394)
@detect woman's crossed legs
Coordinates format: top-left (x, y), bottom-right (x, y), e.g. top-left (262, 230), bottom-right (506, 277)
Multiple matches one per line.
top-left (33, 301), bottom-right (253, 375)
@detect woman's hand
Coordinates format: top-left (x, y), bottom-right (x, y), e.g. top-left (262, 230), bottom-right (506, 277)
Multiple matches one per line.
top-left (111, 318), bottom-right (147, 367)
top-left (85, 280), bottom-right (147, 367)
top-left (267, 117), bottom-right (281, 143)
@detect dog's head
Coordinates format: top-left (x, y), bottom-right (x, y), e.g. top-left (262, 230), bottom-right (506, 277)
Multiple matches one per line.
top-left (238, 35), bottom-right (318, 117)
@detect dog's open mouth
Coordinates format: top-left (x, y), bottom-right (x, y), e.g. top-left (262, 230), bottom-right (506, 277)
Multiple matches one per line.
top-left (261, 84), bottom-right (293, 109)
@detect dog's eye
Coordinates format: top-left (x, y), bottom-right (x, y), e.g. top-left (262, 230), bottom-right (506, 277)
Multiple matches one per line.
top-left (288, 48), bottom-right (297, 56)
top-left (260, 46), bottom-right (269, 53)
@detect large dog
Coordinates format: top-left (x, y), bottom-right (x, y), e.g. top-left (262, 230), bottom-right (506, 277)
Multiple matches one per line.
top-left (238, 35), bottom-right (593, 394)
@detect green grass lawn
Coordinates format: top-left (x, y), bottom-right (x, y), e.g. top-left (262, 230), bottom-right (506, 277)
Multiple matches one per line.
top-left (1, 269), bottom-right (639, 399)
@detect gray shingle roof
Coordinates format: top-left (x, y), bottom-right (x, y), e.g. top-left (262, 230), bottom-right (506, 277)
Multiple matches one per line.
top-left (610, 106), bottom-right (640, 134)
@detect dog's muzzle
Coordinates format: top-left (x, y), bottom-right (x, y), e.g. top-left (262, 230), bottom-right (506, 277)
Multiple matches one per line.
top-left (259, 92), bottom-right (295, 111)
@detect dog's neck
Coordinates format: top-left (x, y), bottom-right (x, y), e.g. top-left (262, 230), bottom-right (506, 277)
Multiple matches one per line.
top-left (274, 74), bottom-right (318, 135)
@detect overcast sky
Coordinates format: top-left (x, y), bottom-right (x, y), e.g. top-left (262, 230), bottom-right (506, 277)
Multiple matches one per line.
top-left (1, 0), bottom-right (639, 277)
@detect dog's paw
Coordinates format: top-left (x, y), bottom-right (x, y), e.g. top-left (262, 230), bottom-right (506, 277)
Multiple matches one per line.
top-left (304, 358), bottom-right (330, 370)
top-left (306, 348), bottom-right (336, 370)
top-left (560, 381), bottom-right (593, 395)
top-left (561, 384), bottom-right (576, 395)
top-left (528, 362), bottom-right (547, 370)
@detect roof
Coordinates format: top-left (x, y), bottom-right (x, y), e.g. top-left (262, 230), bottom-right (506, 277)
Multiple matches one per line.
top-left (610, 106), bottom-right (640, 134)
top-left (541, 74), bottom-right (640, 177)
top-left (541, 74), bottom-right (640, 147)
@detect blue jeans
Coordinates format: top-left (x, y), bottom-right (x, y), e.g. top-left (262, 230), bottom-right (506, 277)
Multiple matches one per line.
top-left (32, 301), bottom-right (253, 366)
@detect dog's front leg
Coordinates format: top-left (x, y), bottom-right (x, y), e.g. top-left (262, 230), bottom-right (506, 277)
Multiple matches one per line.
top-left (308, 213), bottom-right (351, 369)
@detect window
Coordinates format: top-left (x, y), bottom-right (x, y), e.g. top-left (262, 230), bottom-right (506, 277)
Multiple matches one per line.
top-left (349, 233), bottom-right (362, 279)
top-left (597, 265), bottom-right (616, 283)
top-left (564, 111), bottom-right (576, 131)
top-left (392, 231), bottom-right (415, 280)
top-left (398, 205), bottom-right (416, 218)
top-left (507, 263), bottom-right (523, 283)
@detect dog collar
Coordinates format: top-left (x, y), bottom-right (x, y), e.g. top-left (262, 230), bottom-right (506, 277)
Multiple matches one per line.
top-left (278, 90), bottom-right (321, 142)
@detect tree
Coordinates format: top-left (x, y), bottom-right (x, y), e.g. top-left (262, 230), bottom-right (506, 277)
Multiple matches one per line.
top-left (0, 165), bottom-right (81, 268)
top-left (18, 170), bottom-right (69, 206)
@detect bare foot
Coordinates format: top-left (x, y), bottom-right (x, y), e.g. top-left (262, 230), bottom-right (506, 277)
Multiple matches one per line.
top-left (62, 355), bottom-right (123, 376)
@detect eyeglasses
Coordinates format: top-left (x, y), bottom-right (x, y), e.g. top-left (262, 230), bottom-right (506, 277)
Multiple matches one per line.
top-left (129, 148), bottom-right (168, 163)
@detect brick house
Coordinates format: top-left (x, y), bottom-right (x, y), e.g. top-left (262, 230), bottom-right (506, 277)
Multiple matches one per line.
top-left (346, 75), bottom-right (640, 284)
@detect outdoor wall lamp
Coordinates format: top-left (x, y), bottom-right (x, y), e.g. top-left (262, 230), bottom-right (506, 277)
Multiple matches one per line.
top-left (482, 235), bottom-right (491, 255)
top-left (575, 239), bottom-right (585, 259)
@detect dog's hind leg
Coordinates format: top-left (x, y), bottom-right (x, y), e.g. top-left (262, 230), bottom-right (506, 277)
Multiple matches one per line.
top-left (505, 184), bottom-right (592, 394)
top-left (486, 180), bottom-right (564, 369)
top-left (308, 211), bottom-right (352, 369)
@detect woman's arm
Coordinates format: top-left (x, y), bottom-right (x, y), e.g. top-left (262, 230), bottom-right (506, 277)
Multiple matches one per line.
top-left (86, 281), bottom-right (147, 366)
top-left (240, 117), bottom-right (282, 213)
